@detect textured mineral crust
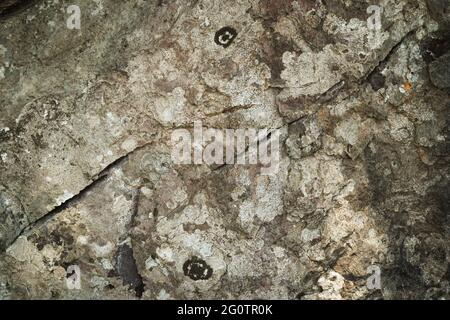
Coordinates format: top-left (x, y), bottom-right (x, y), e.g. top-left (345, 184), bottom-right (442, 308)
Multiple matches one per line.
top-left (0, 0), bottom-right (449, 299)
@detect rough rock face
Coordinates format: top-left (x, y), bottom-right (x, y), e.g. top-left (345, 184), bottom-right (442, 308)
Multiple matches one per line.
top-left (0, 0), bottom-right (448, 299)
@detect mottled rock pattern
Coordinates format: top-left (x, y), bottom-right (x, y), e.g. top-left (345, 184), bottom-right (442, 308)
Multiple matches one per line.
top-left (0, 0), bottom-right (448, 299)
top-left (429, 52), bottom-right (450, 88)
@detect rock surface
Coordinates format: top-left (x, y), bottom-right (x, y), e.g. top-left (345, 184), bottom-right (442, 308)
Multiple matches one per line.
top-left (0, 0), bottom-right (448, 299)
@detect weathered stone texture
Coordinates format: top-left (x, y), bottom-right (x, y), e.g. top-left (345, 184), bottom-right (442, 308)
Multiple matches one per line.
top-left (0, 0), bottom-right (448, 299)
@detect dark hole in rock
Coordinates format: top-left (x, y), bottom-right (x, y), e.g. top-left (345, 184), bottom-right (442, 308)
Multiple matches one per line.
top-left (420, 32), bottom-right (450, 63)
top-left (105, 284), bottom-right (115, 290)
top-left (183, 256), bottom-right (213, 281)
top-left (114, 243), bottom-right (145, 297)
top-left (369, 72), bottom-right (386, 91)
top-left (295, 292), bottom-right (305, 299)
top-left (214, 27), bottom-right (238, 48)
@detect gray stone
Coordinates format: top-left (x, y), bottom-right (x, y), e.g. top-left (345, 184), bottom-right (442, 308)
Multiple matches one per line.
top-left (429, 52), bottom-right (450, 88)
top-left (0, 0), bottom-right (448, 300)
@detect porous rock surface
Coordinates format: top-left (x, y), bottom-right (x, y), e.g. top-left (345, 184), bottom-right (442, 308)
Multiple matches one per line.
top-left (0, 0), bottom-right (448, 299)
